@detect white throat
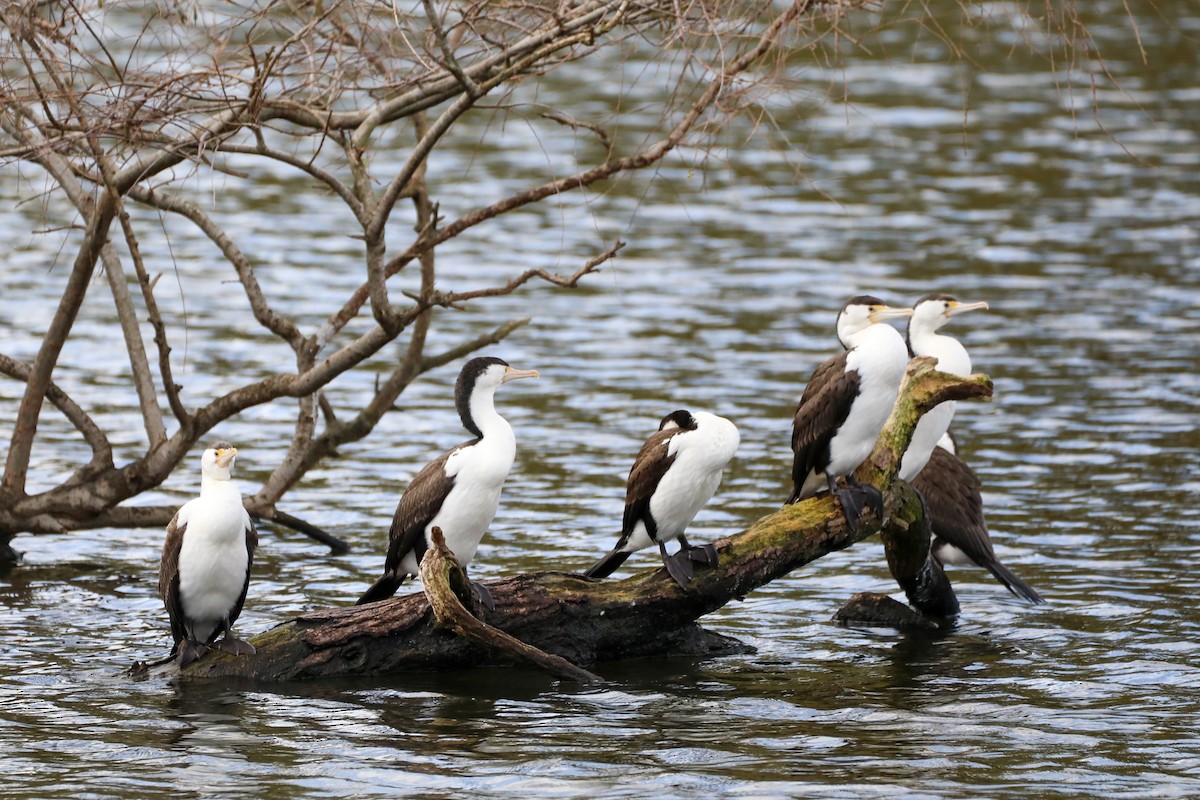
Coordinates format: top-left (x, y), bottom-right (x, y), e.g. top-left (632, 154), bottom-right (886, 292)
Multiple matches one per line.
top-left (899, 330), bottom-right (971, 481)
top-left (909, 329), bottom-right (971, 376)
top-left (844, 321), bottom-right (904, 352)
top-left (468, 384), bottom-right (512, 440)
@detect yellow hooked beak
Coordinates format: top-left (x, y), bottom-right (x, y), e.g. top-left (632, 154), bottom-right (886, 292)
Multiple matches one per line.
top-left (945, 300), bottom-right (989, 317)
top-left (215, 447), bottom-right (238, 468)
top-left (501, 366), bottom-right (540, 384)
top-left (868, 305), bottom-right (915, 323)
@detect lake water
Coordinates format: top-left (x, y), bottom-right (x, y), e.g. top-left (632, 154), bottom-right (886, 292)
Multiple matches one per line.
top-left (2, 2), bottom-right (1198, 797)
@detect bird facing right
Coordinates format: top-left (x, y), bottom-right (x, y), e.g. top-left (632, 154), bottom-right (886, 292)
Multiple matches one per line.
top-left (788, 295), bottom-right (914, 529)
top-left (898, 293), bottom-right (989, 483)
top-left (357, 356), bottom-right (539, 608)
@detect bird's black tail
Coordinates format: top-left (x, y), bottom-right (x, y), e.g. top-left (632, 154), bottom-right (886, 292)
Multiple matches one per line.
top-left (986, 560), bottom-right (1045, 605)
top-left (584, 548), bottom-right (631, 580)
top-left (356, 571), bottom-right (406, 605)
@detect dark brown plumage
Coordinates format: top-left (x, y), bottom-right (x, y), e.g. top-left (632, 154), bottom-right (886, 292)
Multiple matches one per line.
top-left (912, 446), bottom-right (1044, 604)
top-left (585, 427), bottom-right (683, 580)
top-left (357, 449), bottom-right (458, 604)
top-left (788, 351), bottom-right (859, 503)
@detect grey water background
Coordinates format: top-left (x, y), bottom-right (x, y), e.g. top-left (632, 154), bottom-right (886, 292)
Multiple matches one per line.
top-left (2, 3), bottom-right (1199, 798)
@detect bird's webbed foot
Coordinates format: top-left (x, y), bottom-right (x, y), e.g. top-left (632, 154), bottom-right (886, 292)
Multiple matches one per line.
top-left (178, 639), bottom-right (210, 667)
top-left (659, 541), bottom-right (695, 590)
top-left (214, 636), bottom-right (256, 657)
top-left (680, 537), bottom-right (719, 568)
top-left (470, 580), bottom-right (496, 612)
top-left (831, 482), bottom-right (885, 531)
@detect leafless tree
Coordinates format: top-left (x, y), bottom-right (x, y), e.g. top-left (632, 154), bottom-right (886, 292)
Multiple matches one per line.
top-left (0, 0), bottom-right (878, 559)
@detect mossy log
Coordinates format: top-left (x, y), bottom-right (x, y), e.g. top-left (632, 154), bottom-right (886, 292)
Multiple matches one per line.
top-left (179, 358), bottom-right (991, 683)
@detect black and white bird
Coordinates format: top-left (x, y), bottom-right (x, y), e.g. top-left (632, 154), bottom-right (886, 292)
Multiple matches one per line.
top-left (898, 294), bottom-right (988, 483)
top-left (159, 442), bottom-right (258, 667)
top-left (357, 356), bottom-right (538, 607)
top-left (585, 409), bottom-right (739, 589)
top-left (911, 433), bottom-right (1044, 604)
top-left (788, 296), bottom-right (913, 528)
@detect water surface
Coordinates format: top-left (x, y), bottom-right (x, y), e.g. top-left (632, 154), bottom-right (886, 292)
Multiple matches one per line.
top-left (2, 3), bottom-right (1198, 798)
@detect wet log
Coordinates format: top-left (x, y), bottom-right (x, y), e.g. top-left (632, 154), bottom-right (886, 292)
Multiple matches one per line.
top-left (179, 357), bottom-right (990, 682)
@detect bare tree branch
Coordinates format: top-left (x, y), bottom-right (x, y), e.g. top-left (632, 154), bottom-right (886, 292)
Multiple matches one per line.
top-left (0, 0), bottom-right (889, 544)
top-left (0, 354), bottom-right (113, 476)
top-left (124, 184), bottom-right (310, 352)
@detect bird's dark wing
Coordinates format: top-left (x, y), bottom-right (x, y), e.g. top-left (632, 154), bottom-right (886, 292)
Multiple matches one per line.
top-left (159, 514), bottom-right (187, 648)
top-left (620, 428), bottom-right (681, 543)
top-left (914, 448), bottom-right (1044, 603)
top-left (383, 447), bottom-right (459, 574)
top-left (225, 515), bottom-right (258, 631)
top-left (911, 446), bottom-right (993, 563)
top-left (789, 352), bottom-right (858, 500)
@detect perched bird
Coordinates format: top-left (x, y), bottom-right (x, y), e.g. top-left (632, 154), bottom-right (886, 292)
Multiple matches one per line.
top-left (911, 433), bottom-right (1045, 604)
top-left (357, 356), bottom-right (539, 607)
top-left (788, 296), bottom-right (914, 529)
top-left (898, 293), bottom-right (988, 483)
top-left (159, 442), bottom-right (258, 667)
top-left (585, 409), bottom-right (739, 589)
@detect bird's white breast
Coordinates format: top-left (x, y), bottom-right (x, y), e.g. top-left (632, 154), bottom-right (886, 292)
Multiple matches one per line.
top-left (176, 480), bottom-right (250, 640)
top-left (641, 414), bottom-right (739, 548)
top-left (900, 333), bottom-right (972, 481)
top-left (828, 326), bottom-right (909, 476)
top-left (401, 428), bottom-right (517, 575)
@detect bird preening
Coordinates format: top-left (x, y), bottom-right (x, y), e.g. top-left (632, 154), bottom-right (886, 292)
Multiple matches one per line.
top-left (151, 306), bottom-right (1043, 667)
top-left (585, 409), bottom-right (740, 589)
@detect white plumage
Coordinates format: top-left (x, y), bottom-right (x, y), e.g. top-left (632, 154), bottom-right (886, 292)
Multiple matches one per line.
top-left (623, 411), bottom-right (740, 553)
top-left (825, 322), bottom-right (910, 480)
top-left (396, 382), bottom-right (519, 576)
top-left (175, 478), bottom-right (252, 643)
top-left (159, 442), bottom-right (257, 666)
top-left (899, 296), bottom-right (988, 482)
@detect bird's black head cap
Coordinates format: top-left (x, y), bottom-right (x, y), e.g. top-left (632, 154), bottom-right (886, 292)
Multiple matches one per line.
top-left (659, 409), bottom-right (698, 431)
top-left (843, 295), bottom-right (887, 312)
top-left (455, 356), bottom-right (510, 438)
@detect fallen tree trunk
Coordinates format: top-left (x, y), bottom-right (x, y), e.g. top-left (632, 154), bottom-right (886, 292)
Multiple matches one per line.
top-left (178, 358), bottom-right (990, 682)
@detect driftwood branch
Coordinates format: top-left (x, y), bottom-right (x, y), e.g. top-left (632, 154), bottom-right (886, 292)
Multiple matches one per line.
top-left (420, 527), bottom-right (602, 684)
top-left (174, 361), bottom-right (992, 682)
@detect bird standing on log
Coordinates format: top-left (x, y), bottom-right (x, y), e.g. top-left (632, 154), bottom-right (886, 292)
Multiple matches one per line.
top-left (357, 356), bottom-right (539, 608)
top-left (788, 296), bottom-right (914, 529)
top-left (159, 442), bottom-right (258, 667)
top-left (586, 409), bottom-right (739, 589)
top-left (898, 293), bottom-right (989, 483)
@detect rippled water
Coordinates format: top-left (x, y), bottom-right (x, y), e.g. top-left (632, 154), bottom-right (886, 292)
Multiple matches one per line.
top-left (2, 3), bottom-right (1199, 798)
